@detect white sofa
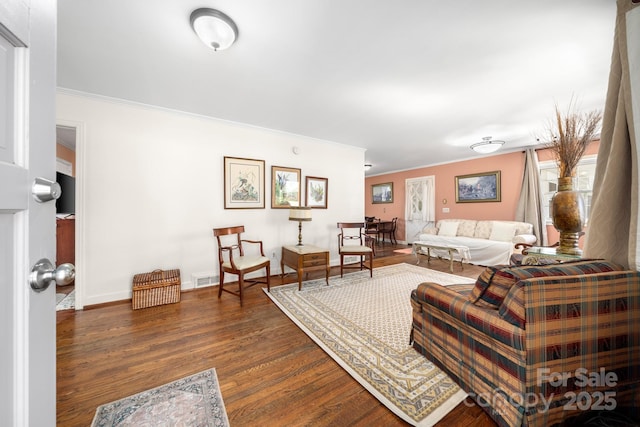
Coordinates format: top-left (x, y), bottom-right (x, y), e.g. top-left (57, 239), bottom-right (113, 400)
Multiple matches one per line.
top-left (416, 219), bottom-right (536, 266)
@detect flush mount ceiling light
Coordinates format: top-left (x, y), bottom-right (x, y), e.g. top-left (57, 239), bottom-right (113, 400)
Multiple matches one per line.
top-left (470, 136), bottom-right (505, 154)
top-left (365, 164), bottom-right (372, 170)
top-left (190, 8), bottom-right (238, 51)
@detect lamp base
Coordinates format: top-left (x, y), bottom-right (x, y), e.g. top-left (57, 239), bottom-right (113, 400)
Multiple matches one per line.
top-left (297, 221), bottom-right (304, 246)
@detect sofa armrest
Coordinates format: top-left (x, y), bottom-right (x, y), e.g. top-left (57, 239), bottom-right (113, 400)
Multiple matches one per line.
top-left (412, 282), bottom-right (525, 350)
top-left (512, 233), bottom-right (536, 246)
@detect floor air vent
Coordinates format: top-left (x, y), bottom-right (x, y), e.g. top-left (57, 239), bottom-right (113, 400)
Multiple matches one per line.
top-left (192, 273), bottom-right (219, 288)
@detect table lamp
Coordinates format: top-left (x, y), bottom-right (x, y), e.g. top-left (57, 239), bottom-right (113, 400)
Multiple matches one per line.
top-left (289, 207), bottom-right (312, 246)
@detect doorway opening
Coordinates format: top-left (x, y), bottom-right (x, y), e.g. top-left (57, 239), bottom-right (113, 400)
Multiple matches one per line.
top-left (404, 176), bottom-right (435, 243)
top-left (55, 125), bottom-right (76, 310)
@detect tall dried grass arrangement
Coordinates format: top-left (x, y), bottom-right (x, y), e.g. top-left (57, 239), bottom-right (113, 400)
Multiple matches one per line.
top-left (544, 100), bottom-right (602, 177)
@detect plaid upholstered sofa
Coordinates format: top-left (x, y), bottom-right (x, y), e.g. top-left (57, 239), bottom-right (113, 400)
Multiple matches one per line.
top-left (410, 260), bottom-right (640, 427)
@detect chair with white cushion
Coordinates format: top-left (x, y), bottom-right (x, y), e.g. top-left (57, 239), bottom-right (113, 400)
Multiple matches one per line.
top-left (337, 222), bottom-right (374, 277)
top-left (213, 225), bottom-right (270, 306)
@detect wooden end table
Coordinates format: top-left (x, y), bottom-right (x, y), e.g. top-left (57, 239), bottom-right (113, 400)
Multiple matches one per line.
top-left (281, 245), bottom-right (330, 290)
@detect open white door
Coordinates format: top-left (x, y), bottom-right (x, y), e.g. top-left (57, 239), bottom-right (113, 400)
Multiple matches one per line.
top-left (405, 176), bottom-right (435, 243)
top-left (0, 1), bottom-right (59, 425)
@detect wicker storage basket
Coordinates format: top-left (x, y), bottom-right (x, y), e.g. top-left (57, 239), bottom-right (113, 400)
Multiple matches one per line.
top-left (132, 269), bottom-right (181, 309)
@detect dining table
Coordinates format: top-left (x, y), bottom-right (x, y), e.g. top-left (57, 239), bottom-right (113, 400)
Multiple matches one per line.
top-left (365, 218), bottom-right (396, 245)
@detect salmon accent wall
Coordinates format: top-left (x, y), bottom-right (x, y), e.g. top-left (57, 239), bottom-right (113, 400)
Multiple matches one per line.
top-left (365, 141), bottom-right (599, 246)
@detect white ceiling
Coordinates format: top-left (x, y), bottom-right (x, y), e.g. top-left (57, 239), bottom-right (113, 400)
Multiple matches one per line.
top-left (56, 0), bottom-right (616, 175)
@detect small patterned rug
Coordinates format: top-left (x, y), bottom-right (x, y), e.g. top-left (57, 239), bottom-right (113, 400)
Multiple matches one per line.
top-left (91, 368), bottom-right (229, 427)
top-left (265, 263), bottom-right (475, 426)
top-left (56, 289), bottom-right (75, 311)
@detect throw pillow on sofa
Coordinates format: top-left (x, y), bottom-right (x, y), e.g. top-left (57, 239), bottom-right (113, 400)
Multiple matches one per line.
top-left (438, 221), bottom-right (459, 236)
top-left (468, 260), bottom-right (623, 310)
top-left (489, 221), bottom-right (516, 242)
top-left (468, 265), bottom-right (513, 309)
top-left (456, 220), bottom-right (477, 237)
top-left (473, 221), bottom-right (492, 239)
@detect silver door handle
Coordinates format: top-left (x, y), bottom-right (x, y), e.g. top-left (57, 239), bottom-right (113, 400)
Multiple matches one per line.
top-left (29, 258), bottom-right (75, 292)
top-left (32, 177), bottom-right (62, 203)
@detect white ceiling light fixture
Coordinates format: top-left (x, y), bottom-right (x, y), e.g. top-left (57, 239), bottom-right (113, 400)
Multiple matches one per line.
top-left (365, 164), bottom-right (372, 170)
top-left (190, 8), bottom-right (238, 51)
top-left (470, 136), bottom-right (505, 154)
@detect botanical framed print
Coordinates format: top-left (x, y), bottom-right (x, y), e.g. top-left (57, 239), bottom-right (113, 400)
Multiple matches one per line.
top-left (271, 166), bottom-right (301, 208)
top-left (223, 156), bottom-right (265, 209)
top-left (305, 176), bottom-right (328, 209)
top-left (455, 170), bottom-right (501, 203)
top-left (372, 182), bottom-right (393, 204)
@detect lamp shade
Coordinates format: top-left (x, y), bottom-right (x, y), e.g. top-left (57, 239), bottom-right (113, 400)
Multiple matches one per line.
top-left (190, 8), bottom-right (238, 51)
top-left (289, 207), bottom-right (312, 221)
top-left (470, 136), bottom-right (504, 154)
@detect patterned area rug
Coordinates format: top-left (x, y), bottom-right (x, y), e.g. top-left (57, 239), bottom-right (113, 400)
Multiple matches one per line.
top-left (91, 368), bottom-right (229, 427)
top-left (56, 290), bottom-right (75, 311)
top-left (265, 263), bottom-right (475, 426)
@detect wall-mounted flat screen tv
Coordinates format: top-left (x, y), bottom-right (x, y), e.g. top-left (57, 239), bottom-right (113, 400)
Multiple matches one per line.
top-left (56, 172), bottom-right (75, 215)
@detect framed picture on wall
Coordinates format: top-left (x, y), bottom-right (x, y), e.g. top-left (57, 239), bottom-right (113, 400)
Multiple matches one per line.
top-left (271, 166), bottom-right (301, 208)
top-left (305, 176), bottom-right (328, 209)
top-left (372, 182), bottom-right (393, 204)
top-left (455, 170), bottom-right (501, 203)
top-left (223, 156), bottom-right (266, 209)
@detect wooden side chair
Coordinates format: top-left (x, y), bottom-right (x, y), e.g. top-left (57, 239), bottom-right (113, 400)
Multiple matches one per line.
top-left (379, 217), bottom-right (398, 244)
top-left (213, 225), bottom-right (271, 306)
top-left (337, 222), bottom-right (375, 277)
top-left (365, 217), bottom-right (380, 244)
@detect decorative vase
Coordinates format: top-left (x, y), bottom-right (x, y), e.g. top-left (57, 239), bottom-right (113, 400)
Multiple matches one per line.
top-left (551, 177), bottom-right (585, 255)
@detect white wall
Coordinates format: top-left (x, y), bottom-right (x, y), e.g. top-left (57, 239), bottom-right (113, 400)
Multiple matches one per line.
top-left (56, 91), bottom-right (365, 306)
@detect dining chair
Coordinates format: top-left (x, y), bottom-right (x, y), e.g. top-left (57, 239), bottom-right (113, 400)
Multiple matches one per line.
top-left (213, 225), bottom-right (271, 306)
top-left (364, 217), bottom-right (380, 244)
top-left (337, 222), bottom-right (375, 277)
top-left (379, 217), bottom-right (398, 244)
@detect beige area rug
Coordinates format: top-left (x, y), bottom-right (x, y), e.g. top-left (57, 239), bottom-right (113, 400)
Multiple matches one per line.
top-left (91, 368), bottom-right (229, 427)
top-left (265, 263), bottom-right (475, 426)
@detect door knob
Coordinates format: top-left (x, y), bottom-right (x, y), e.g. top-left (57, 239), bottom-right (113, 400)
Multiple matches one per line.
top-left (29, 258), bottom-right (75, 292)
top-left (32, 177), bottom-right (62, 203)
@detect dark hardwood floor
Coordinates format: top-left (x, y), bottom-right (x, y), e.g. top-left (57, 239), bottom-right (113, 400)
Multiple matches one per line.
top-left (57, 243), bottom-right (495, 426)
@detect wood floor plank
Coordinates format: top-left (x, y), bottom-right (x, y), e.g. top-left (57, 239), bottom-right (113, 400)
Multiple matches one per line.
top-left (57, 245), bottom-right (495, 426)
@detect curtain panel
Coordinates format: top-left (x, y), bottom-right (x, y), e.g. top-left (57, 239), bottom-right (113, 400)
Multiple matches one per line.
top-left (515, 149), bottom-right (548, 246)
top-left (585, 0), bottom-right (640, 269)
